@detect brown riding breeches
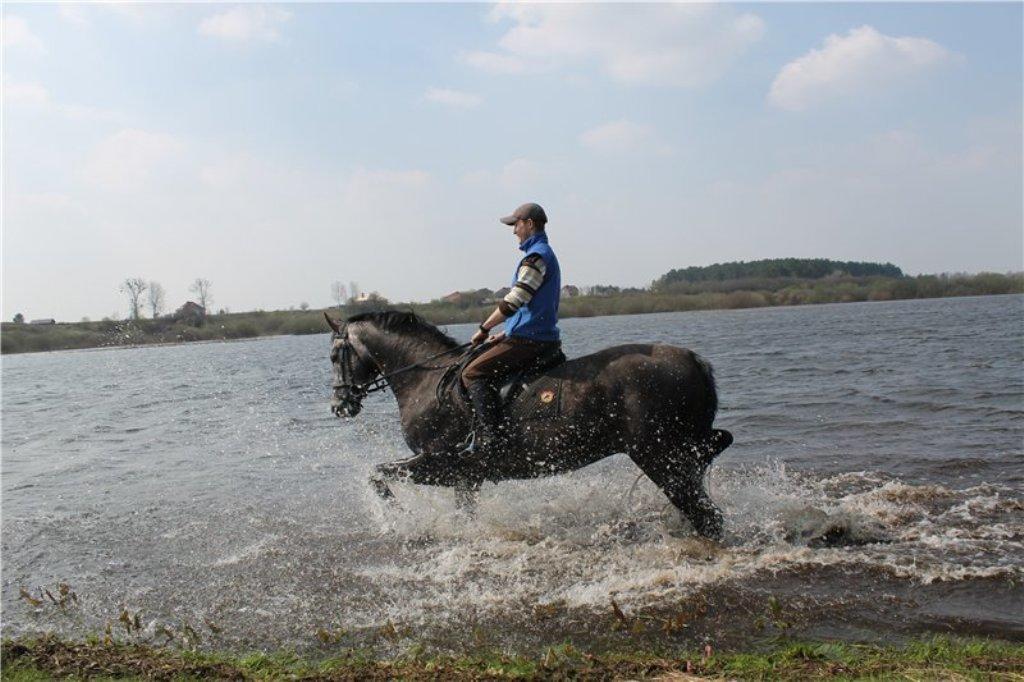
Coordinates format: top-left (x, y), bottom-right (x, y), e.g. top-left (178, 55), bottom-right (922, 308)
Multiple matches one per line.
top-left (461, 337), bottom-right (557, 388)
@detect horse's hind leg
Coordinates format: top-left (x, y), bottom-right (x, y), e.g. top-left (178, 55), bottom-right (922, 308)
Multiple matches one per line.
top-left (371, 476), bottom-right (396, 500)
top-left (371, 463), bottom-right (398, 501)
top-left (629, 445), bottom-right (723, 540)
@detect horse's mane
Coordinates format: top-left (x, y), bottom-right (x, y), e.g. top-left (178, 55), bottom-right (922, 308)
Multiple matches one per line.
top-left (346, 310), bottom-right (459, 348)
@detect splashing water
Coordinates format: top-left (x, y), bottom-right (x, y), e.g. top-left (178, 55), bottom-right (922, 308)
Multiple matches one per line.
top-left (3, 296), bottom-right (1022, 651)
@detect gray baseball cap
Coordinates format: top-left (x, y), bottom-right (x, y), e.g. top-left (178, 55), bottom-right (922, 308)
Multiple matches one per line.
top-left (500, 202), bottom-right (548, 226)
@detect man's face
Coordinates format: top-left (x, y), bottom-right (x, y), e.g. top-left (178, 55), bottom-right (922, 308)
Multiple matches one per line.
top-left (512, 218), bottom-right (533, 244)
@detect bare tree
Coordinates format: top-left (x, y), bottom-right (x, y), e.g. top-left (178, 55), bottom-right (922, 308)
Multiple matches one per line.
top-left (189, 278), bottom-right (213, 311)
top-left (331, 281), bottom-right (347, 307)
top-left (120, 278), bottom-right (148, 320)
top-left (349, 281), bottom-right (360, 302)
top-left (148, 281), bottom-right (166, 319)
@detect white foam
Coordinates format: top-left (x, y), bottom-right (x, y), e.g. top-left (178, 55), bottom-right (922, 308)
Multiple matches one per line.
top-left (211, 535), bottom-right (276, 567)
top-left (349, 459), bottom-right (1023, 625)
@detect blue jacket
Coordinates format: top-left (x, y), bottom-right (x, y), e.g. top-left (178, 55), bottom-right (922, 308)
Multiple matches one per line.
top-left (506, 233), bottom-right (560, 341)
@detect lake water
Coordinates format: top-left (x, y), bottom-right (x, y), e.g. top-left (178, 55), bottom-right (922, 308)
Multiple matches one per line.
top-left (2, 295), bottom-right (1022, 653)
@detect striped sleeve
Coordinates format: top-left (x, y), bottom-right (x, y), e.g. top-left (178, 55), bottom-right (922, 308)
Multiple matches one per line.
top-left (499, 254), bottom-right (546, 316)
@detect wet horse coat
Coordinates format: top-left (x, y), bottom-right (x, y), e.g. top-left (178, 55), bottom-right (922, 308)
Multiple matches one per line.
top-left (327, 311), bottom-right (733, 538)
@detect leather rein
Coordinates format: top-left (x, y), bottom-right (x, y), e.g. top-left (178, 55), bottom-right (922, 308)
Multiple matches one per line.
top-left (332, 329), bottom-right (472, 399)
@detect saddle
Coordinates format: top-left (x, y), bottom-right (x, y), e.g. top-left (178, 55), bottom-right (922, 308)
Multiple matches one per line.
top-left (437, 342), bottom-right (567, 421)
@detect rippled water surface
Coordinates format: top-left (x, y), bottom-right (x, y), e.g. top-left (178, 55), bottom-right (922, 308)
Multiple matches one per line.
top-left (3, 295), bottom-right (1022, 652)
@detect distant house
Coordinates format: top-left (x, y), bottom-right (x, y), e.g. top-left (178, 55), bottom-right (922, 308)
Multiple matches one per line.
top-left (443, 289), bottom-right (492, 307)
top-left (353, 291), bottom-right (388, 304)
top-left (174, 301), bottom-right (206, 324)
top-left (30, 318), bottom-right (56, 325)
top-left (561, 285), bottom-right (580, 297)
top-left (441, 291), bottom-right (462, 304)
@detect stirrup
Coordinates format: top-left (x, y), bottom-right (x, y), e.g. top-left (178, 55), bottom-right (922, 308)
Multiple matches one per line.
top-left (457, 430), bottom-right (481, 456)
top-left (458, 429), bottom-right (504, 458)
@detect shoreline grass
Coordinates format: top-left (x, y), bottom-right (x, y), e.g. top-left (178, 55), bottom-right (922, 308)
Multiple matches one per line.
top-left (3, 635), bottom-right (1023, 680)
top-left (3, 272), bottom-right (1021, 356)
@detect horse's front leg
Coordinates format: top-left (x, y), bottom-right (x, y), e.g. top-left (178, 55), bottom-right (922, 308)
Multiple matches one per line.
top-left (454, 479), bottom-right (481, 513)
top-left (371, 450), bottom-right (470, 492)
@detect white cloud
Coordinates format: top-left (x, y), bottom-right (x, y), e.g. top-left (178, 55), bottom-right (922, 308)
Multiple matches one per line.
top-left (498, 158), bottom-right (544, 190)
top-left (424, 87), bottom-right (483, 109)
top-left (2, 16), bottom-right (46, 54)
top-left (103, 4), bottom-right (151, 23)
top-left (341, 168), bottom-right (431, 204)
top-left (4, 79), bottom-right (50, 107)
top-left (459, 50), bottom-right (528, 75)
top-left (199, 155), bottom-right (251, 190)
top-left (198, 6), bottom-right (292, 43)
top-left (57, 3), bottom-right (172, 27)
top-left (57, 3), bottom-right (90, 27)
top-left (463, 158), bottom-right (548, 192)
top-left (82, 129), bottom-right (185, 191)
top-left (579, 120), bottom-right (670, 156)
top-left (60, 103), bottom-right (126, 124)
top-left (3, 78), bottom-right (127, 123)
top-left (461, 4), bottom-right (764, 87)
top-left (769, 25), bottom-right (956, 112)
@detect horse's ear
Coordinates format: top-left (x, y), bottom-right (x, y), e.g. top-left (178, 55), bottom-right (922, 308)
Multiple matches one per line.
top-left (324, 312), bottom-right (342, 334)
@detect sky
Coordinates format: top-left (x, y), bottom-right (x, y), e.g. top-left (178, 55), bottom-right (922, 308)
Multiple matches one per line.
top-left (3, 2), bottom-right (1022, 322)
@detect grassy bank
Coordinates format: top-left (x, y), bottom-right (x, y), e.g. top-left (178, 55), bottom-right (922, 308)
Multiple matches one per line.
top-left (2, 635), bottom-right (1022, 680)
top-left (3, 272), bottom-right (1021, 355)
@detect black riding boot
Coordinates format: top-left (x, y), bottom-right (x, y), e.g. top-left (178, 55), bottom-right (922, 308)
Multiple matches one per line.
top-left (464, 381), bottom-right (507, 473)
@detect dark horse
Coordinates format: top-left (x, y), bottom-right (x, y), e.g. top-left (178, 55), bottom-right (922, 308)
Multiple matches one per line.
top-left (325, 311), bottom-right (733, 539)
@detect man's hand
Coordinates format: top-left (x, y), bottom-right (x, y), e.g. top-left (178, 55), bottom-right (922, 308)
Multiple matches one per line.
top-left (473, 307), bottom-right (508, 346)
top-left (471, 329), bottom-right (505, 346)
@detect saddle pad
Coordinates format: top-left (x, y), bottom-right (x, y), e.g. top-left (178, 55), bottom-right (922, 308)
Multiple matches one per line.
top-left (508, 375), bottom-right (562, 422)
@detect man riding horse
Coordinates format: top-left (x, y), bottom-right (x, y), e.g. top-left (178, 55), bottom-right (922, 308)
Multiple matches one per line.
top-left (325, 202), bottom-right (733, 538)
top-left (463, 202), bottom-right (561, 469)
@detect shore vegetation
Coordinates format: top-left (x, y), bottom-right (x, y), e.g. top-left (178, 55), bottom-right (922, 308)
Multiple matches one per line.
top-left (2, 634), bottom-right (1022, 680)
top-left (3, 263), bottom-right (1021, 355)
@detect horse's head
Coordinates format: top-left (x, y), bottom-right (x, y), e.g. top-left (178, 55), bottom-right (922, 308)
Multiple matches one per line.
top-left (325, 313), bottom-right (381, 418)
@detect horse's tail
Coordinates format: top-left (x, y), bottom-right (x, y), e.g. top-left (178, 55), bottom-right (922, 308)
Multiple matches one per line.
top-left (692, 353), bottom-right (732, 467)
top-left (693, 352), bottom-right (718, 426)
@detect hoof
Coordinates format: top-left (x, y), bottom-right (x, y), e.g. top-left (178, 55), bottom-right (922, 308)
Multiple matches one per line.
top-left (695, 514), bottom-right (723, 541)
top-left (370, 476), bottom-right (395, 500)
top-left (689, 500), bottom-right (724, 541)
top-left (454, 480), bottom-right (480, 513)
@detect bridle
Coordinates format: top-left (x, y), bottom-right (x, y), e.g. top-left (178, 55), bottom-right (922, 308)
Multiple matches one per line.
top-left (331, 327), bottom-right (387, 401)
top-left (330, 326), bottom-right (471, 416)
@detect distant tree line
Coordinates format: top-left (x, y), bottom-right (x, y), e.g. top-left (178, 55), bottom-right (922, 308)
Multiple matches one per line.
top-left (653, 258), bottom-right (904, 290)
top-left (117, 277), bottom-right (212, 321)
top-left (3, 266), bottom-right (1021, 354)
